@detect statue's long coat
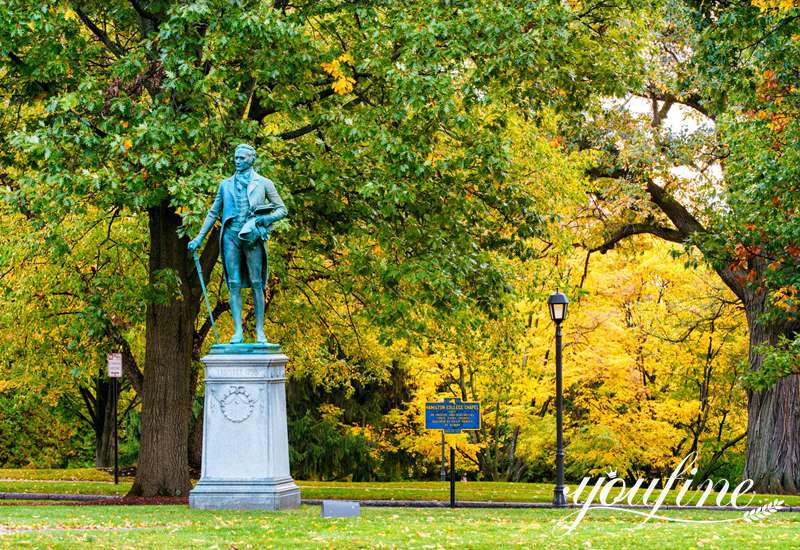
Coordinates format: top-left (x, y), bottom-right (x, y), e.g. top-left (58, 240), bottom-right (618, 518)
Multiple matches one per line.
top-left (197, 171), bottom-right (287, 287)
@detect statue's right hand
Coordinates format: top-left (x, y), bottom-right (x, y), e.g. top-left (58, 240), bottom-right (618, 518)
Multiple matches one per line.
top-left (187, 238), bottom-right (202, 252)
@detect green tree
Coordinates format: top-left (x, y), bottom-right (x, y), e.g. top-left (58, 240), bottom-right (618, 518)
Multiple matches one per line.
top-left (575, 0), bottom-right (800, 492)
top-left (0, 201), bottom-right (144, 468)
top-left (1, 1), bottom-right (646, 495)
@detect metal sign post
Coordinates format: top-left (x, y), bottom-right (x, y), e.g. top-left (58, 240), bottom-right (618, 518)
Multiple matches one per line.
top-left (440, 431), bottom-right (446, 482)
top-left (107, 353), bottom-right (122, 485)
top-left (424, 397), bottom-right (481, 508)
top-left (450, 446), bottom-right (456, 508)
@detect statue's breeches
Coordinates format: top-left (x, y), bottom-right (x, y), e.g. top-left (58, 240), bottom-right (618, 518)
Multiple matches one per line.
top-left (222, 225), bottom-right (265, 288)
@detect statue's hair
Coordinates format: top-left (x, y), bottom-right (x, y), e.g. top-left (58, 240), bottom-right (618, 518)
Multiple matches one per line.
top-left (235, 143), bottom-right (256, 157)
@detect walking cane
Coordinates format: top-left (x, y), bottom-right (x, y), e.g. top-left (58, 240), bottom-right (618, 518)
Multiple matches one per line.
top-left (193, 250), bottom-right (220, 344)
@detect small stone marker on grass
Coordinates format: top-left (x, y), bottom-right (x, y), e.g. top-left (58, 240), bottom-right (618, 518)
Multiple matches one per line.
top-left (321, 500), bottom-right (360, 518)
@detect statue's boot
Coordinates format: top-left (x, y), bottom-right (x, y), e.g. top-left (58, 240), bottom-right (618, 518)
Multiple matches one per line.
top-left (229, 285), bottom-right (244, 344)
top-left (253, 284), bottom-right (267, 344)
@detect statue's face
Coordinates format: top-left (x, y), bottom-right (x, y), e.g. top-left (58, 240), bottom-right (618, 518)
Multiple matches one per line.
top-left (234, 150), bottom-right (255, 172)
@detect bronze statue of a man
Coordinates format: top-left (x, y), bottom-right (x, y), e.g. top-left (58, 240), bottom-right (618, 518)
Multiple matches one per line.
top-left (188, 144), bottom-right (287, 344)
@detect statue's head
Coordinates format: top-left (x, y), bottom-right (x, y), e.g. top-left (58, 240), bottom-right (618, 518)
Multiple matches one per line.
top-left (234, 143), bottom-right (256, 173)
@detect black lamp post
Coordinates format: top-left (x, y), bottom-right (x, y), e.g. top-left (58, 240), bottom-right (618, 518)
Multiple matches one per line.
top-left (548, 290), bottom-right (569, 507)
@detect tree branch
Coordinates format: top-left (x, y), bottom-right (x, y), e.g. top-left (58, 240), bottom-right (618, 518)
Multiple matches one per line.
top-left (590, 223), bottom-right (686, 254)
top-left (650, 94), bottom-right (674, 128)
top-left (278, 122), bottom-right (322, 141)
top-left (276, 97), bottom-right (363, 140)
top-left (6, 52), bottom-right (55, 95)
top-left (128, 0), bottom-right (160, 23)
top-left (78, 385), bottom-right (97, 425)
top-left (696, 431), bottom-right (747, 481)
top-left (587, 163), bottom-right (746, 299)
top-left (119, 394), bottom-right (141, 419)
top-left (646, 87), bottom-right (711, 120)
top-left (579, 250), bottom-right (592, 289)
top-left (248, 86), bottom-right (336, 122)
top-left (73, 4), bottom-right (125, 58)
top-left (643, 180), bottom-right (746, 300)
top-left (644, 180), bottom-right (706, 236)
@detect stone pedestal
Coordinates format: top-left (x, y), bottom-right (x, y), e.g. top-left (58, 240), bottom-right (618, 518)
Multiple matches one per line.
top-left (189, 345), bottom-right (300, 510)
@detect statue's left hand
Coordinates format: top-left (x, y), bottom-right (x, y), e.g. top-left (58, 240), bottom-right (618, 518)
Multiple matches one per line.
top-left (256, 216), bottom-right (273, 235)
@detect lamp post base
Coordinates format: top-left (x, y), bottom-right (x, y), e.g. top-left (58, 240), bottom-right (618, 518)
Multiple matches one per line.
top-left (553, 486), bottom-right (567, 507)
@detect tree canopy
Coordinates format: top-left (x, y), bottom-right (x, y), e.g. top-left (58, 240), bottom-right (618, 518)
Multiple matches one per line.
top-left (0, 0), bottom-right (797, 494)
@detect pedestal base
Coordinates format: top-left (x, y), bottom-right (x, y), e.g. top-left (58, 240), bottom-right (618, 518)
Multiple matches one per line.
top-left (189, 478), bottom-right (300, 510)
top-left (189, 347), bottom-right (300, 510)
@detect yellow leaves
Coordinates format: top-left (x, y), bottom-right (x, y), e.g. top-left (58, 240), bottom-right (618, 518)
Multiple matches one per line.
top-left (0, 379), bottom-right (19, 393)
top-left (557, 238), bottom-right (749, 475)
top-left (319, 403), bottom-right (344, 421)
top-left (425, 151), bottom-right (443, 163)
top-left (768, 112), bottom-right (790, 134)
top-left (332, 76), bottom-right (355, 95)
top-left (122, 138), bottom-right (133, 151)
top-left (752, 0), bottom-right (798, 11)
top-left (321, 60), bottom-right (339, 75)
top-left (773, 286), bottom-right (798, 314)
top-left (322, 53), bottom-right (356, 95)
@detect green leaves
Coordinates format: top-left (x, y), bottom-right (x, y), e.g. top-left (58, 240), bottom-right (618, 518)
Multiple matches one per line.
top-left (0, 0), bottom-right (663, 476)
top-left (746, 335), bottom-right (800, 391)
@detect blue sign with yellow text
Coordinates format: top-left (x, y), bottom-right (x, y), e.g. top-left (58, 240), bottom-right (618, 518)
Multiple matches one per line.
top-left (425, 398), bottom-right (481, 434)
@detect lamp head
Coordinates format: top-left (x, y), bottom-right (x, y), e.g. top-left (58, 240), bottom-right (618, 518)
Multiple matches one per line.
top-left (548, 291), bottom-right (569, 322)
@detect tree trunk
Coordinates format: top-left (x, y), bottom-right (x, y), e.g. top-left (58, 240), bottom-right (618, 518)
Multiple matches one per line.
top-left (188, 402), bottom-right (204, 472)
top-left (129, 200), bottom-right (199, 497)
top-left (743, 290), bottom-right (800, 494)
top-left (94, 378), bottom-right (114, 468)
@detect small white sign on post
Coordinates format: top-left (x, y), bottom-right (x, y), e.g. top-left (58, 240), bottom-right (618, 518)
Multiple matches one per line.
top-left (107, 353), bottom-right (123, 378)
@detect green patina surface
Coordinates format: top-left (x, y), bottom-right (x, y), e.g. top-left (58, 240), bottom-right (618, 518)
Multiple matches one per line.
top-left (208, 343), bottom-right (282, 355)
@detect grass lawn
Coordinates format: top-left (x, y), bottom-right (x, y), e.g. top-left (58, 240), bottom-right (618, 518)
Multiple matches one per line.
top-left (0, 469), bottom-right (114, 482)
top-left (0, 504), bottom-right (798, 549)
top-left (2, 474), bottom-right (800, 508)
top-left (0, 481), bottom-right (127, 497)
top-left (295, 481), bottom-right (800, 507)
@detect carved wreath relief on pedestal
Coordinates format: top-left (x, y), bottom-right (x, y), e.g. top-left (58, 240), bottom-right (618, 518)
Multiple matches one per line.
top-left (212, 385), bottom-right (256, 423)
